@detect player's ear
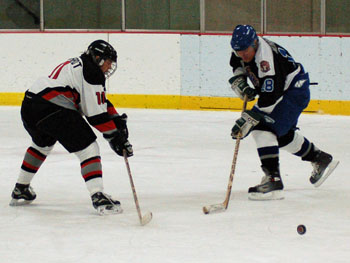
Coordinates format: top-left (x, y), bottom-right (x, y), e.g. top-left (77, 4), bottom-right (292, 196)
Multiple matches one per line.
top-left (253, 39), bottom-right (259, 50)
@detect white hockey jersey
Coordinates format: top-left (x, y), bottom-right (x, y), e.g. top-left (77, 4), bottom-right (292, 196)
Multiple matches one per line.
top-left (29, 54), bottom-right (118, 135)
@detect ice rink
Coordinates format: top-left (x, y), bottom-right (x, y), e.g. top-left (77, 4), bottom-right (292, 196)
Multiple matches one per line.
top-left (1, 106), bottom-right (349, 263)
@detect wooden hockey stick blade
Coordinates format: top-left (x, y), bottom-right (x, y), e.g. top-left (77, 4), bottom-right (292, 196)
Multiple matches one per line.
top-left (140, 211), bottom-right (153, 226)
top-left (202, 203), bottom-right (226, 214)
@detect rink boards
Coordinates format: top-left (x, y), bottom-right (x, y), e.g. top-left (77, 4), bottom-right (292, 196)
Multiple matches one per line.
top-left (1, 92), bottom-right (350, 115)
top-left (0, 32), bottom-right (349, 115)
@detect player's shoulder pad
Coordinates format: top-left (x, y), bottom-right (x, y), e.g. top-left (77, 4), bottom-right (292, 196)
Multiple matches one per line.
top-left (255, 37), bottom-right (275, 78)
top-left (80, 54), bottom-right (106, 86)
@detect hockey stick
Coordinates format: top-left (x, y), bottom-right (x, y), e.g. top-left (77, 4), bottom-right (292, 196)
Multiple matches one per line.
top-left (123, 150), bottom-right (152, 225)
top-left (203, 96), bottom-right (248, 214)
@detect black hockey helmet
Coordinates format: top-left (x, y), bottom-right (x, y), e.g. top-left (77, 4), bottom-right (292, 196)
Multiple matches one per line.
top-left (86, 40), bottom-right (117, 78)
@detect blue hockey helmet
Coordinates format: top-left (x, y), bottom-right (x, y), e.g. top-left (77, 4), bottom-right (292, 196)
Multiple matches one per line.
top-left (230, 25), bottom-right (258, 51)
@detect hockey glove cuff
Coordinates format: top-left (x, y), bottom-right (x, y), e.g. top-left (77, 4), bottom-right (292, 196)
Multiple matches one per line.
top-left (112, 113), bottom-right (129, 138)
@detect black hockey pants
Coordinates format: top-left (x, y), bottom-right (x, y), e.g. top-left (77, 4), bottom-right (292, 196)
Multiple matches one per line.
top-left (21, 91), bottom-right (97, 153)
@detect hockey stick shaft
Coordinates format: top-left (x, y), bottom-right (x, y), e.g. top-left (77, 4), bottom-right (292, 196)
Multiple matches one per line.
top-left (123, 151), bottom-right (143, 222)
top-left (203, 96), bottom-right (248, 214)
top-left (222, 96), bottom-right (248, 209)
top-left (223, 137), bottom-right (241, 208)
top-left (123, 151), bottom-right (152, 225)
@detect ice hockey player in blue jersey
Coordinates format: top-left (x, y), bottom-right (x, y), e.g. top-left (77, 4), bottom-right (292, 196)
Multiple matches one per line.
top-left (9, 40), bottom-right (133, 214)
top-left (229, 25), bottom-right (339, 200)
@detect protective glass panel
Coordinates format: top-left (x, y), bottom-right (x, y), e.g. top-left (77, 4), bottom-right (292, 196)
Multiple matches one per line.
top-left (326, 0), bottom-right (350, 33)
top-left (0, 0), bottom-right (40, 29)
top-left (266, 0), bottom-right (321, 33)
top-left (44, 0), bottom-right (121, 29)
top-left (205, 0), bottom-right (261, 33)
top-left (125, 0), bottom-right (199, 30)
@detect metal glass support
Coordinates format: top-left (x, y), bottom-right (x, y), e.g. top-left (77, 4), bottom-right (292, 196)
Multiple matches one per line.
top-left (320, 0), bottom-right (326, 35)
top-left (122, 0), bottom-right (126, 31)
top-left (40, 0), bottom-right (44, 31)
top-left (261, 0), bottom-right (266, 34)
top-left (200, 0), bottom-right (205, 33)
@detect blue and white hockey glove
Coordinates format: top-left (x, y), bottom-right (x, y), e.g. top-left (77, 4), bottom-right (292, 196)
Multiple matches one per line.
top-left (229, 75), bottom-right (256, 101)
top-left (231, 110), bottom-right (274, 139)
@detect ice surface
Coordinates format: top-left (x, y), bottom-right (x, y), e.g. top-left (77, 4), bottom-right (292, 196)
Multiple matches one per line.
top-left (1, 106), bottom-right (349, 263)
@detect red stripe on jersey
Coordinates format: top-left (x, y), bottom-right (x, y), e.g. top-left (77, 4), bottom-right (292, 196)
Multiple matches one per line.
top-left (94, 120), bottom-right (117, 133)
top-left (49, 61), bottom-right (70, 79)
top-left (22, 161), bottom-right (39, 171)
top-left (107, 105), bottom-right (118, 115)
top-left (81, 158), bottom-right (101, 169)
top-left (83, 171), bottom-right (102, 180)
top-left (48, 63), bottom-right (64, 78)
top-left (42, 90), bottom-right (76, 101)
top-left (27, 148), bottom-right (46, 161)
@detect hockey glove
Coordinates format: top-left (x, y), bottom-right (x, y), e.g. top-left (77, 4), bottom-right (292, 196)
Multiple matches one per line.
top-left (112, 113), bottom-right (129, 138)
top-left (231, 110), bottom-right (274, 139)
top-left (104, 131), bottom-right (133, 157)
top-left (229, 75), bottom-right (256, 101)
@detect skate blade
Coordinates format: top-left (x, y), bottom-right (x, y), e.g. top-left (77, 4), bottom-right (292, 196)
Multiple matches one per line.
top-left (9, 199), bottom-right (34, 206)
top-left (248, 190), bottom-right (284, 201)
top-left (140, 212), bottom-right (152, 226)
top-left (313, 160), bottom-right (339, 188)
top-left (97, 205), bottom-right (123, 216)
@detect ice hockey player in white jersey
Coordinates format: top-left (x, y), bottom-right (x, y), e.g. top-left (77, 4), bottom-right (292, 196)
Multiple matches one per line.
top-left (229, 25), bottom-right (339, 200)
top-left (9, 40), bottom-right (133, 215)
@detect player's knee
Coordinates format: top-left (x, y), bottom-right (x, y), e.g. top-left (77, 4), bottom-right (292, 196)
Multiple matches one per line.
top-left (74, 141), bottom-right (100, 162)
top-left (31, 141), bottom-right (54, 156)
top-left (279, 130), bottom-right (305, 154)
top-left (251, 130), bottom-right (278, 148)
top-left (278, 129), bottom-right (295, 148)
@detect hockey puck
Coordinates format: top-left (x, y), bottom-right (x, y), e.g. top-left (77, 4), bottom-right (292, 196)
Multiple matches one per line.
top-left (297, 224), bottom-right (306, 235)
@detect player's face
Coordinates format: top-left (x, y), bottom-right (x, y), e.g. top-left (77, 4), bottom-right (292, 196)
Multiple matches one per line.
top-left (100, 59), bottom-right (113, 73)
top-left (236, 46), bottom-right (256, 63)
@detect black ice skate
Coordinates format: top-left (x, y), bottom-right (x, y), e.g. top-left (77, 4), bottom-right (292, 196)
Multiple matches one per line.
top-left (91, 192), bottom-right (123, 215)
top-left (248, 166), bottom-right (284, 200)
top-left (309, 150), bottom-right (339, 187)
top-left (9, 183), bottom-right (37, 206)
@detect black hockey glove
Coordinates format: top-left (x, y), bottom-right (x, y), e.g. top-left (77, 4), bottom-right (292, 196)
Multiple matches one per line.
top-left (104, 131), bottom-right (133, 157)
top-left (112, 113), bottom-right (129, 138)
top-left (229, 75), bottom-right (256, 101)
top-left (231, 110), bottom-right (274, 139)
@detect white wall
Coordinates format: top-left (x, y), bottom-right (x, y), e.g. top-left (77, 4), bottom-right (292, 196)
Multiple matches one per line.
top-left (0, 33), bottom-right (106, 93)
top-left (109, 33), bottom-right (181, 95)
top-left (0, 33), bottom-right (181, 95)
top-left (0, 32), bottom-right (349, 101)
